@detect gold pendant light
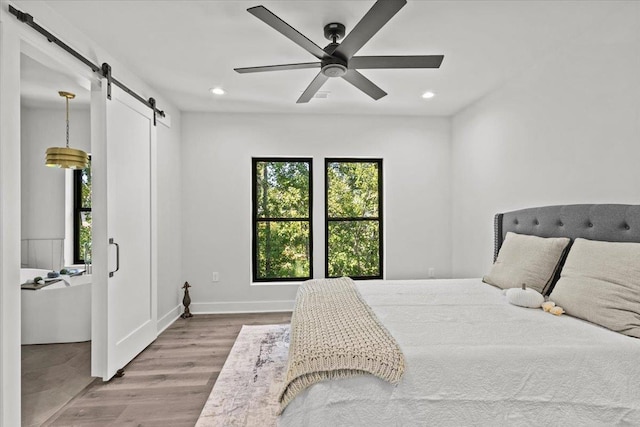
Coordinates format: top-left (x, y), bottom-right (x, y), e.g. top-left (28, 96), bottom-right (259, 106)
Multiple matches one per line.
top-left (45, 91), bottom-right (89, 169)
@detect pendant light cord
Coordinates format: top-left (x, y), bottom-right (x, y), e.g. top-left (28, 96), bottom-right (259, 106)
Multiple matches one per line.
top-left (66, 96), bottom-right (70, 149)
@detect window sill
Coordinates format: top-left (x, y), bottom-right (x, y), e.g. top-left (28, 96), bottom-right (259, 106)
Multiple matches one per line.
top-left (250, 281), bottom-right (304, 287)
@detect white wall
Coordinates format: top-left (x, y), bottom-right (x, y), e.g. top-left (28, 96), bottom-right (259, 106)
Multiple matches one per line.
top-left (181, 113), bottom-right (451, 312)
top-left (20, 106), bottom-right (90, 249)
top-left (451, 2), bottom-right (640, 278)
top-left (156, 111), bottom-right (183, 330)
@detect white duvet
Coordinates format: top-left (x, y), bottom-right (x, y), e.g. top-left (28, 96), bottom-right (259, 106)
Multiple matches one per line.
top-left (279, 279), bottom-right (640, 426)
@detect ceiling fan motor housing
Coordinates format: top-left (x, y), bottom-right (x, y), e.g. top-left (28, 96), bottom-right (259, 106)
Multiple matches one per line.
top-left (321, 56), bottom-right (348, 78)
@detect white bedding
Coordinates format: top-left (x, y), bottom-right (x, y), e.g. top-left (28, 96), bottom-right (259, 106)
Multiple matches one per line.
top-left (279, 279), bottom-right (640, 426)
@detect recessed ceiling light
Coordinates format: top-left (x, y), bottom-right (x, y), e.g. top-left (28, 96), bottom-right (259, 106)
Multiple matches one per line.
top-left (210, 87), bottom-right (225, 96)
top-left (421, 91), bottom-right (435, 99)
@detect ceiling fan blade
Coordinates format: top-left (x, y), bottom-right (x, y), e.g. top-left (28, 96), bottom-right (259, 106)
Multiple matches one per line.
top-left (333, 0), bottom-right (406, 60)
top-left (235, 62), bottom-right (321, 74)
top-left (341, 69), bottom-right (387, 100)
top-left (248, 6), bottom-right (327, 60)
top-left (297, 72), bottom-right (329, 103)
top-left (349, 55), bottom-right (444, 69)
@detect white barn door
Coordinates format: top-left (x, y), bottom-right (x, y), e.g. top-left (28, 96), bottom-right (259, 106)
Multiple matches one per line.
top-left (92, 82), bottom-right (157, 380)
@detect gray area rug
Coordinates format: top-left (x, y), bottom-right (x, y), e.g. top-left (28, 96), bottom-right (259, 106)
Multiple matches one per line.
top-left (196, 324), bottom-right (290, 427)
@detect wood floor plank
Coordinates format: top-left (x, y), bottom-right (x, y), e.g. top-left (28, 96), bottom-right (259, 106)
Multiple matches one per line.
top-left (123, 356), bottom-right (228, 376)
top-left (68, 385), bottom-right (212, 407)
top-left (45, 404), bottom-right (128, 426)
top-left (43, 312), bottom-right (291, 426)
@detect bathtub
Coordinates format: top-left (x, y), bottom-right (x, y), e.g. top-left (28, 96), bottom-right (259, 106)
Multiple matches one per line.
top-left (21, 268), bottom-right (91, 344)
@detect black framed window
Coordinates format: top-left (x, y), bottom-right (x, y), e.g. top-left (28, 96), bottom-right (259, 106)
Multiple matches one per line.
top-left (325, 158), bottom-right (383, 279)
top-left (73, 157), bottom-right (91, 264)
top-left (252, 158), bottom-right (313, 282)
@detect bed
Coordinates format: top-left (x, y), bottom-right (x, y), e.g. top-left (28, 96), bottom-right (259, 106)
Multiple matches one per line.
top-left (279, 204), bottom-right (640, 426)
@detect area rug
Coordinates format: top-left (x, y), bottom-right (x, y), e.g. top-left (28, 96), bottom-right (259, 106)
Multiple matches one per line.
top-left (196, 324), bottom-right (290, 427)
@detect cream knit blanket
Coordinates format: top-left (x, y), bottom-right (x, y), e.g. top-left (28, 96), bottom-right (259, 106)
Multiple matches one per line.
top-left (278, 277), bottom-right (405, 413)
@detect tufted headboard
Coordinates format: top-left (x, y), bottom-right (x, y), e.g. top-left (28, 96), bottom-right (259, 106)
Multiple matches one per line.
top-left (494, 204), bottom-right (640, 262)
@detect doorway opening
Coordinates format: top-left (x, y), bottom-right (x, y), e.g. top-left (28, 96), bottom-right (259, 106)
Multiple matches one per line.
top-left (19, 52), bottom-right (93, 426)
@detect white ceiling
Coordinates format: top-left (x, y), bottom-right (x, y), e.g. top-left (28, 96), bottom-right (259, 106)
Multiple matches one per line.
top-left (21, 54), bottom-right (90, 109)
top-left (25, 0), bottom-right (617, 116)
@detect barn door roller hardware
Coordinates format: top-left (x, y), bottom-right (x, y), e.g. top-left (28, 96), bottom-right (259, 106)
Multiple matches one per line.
top-left (9, 5), bottom-right (165, 125)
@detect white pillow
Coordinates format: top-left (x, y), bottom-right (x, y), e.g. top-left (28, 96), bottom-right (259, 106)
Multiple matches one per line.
top-left (549, 238), bottom-right (640, 338)
top-left (483, 232), bottom-right (570, 294)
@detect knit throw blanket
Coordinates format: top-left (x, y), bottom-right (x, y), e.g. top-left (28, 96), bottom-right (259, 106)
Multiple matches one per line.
top-left (278, 277), bottom-right (405, 413)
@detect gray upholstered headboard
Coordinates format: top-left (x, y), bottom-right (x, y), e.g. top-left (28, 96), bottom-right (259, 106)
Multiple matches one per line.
top-left (494, 204), bottom-right (640, 262)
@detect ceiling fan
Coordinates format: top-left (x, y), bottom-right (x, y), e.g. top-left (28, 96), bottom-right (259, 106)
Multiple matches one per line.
top-left (234, 0), bottom-right (444, 103)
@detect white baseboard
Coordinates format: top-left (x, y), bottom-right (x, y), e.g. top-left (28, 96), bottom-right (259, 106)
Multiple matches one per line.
top-left (157, 304), bottom-right (181, 334)
top-left (190, 300), bottom-right (295, 314)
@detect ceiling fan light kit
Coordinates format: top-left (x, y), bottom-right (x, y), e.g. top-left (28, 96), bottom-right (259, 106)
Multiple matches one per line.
top-left (321, 56), bottom-right (347, 78)
top-left (235, 0), bottom-right (443, 103)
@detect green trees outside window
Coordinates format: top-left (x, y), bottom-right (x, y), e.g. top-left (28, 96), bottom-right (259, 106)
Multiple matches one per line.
top-left (251, 157), bottom-right (382, 282)
top-left (73, 158), bottom-right (92, 264)
top-left (326, 159), bottom-right (382, 279)
top-left (252, 158), bottom-right (313, 281)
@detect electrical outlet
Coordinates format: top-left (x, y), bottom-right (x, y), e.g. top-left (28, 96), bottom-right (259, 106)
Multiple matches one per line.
top-left (212, 272), bottom-right (219, 282)
top-left (428, 268), bottom-right (435, 279)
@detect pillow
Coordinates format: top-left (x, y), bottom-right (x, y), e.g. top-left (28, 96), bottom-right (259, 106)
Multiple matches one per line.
top-left (483, 232), bottom-right (570, 294)
top-left (549, 238), bottom-right (640, 338)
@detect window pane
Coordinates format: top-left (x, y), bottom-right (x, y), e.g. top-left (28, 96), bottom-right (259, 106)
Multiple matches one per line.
top-left (256, 161), bottom-right (309, 218)
top-left (327, 220), bottom-right (380, 277)
top-left (327, 162), bottom-right (379, 218)
top-left (256, 221), bottom-right (310, 279)
top-left (81, 161), bottom-right (91, 208)
top-left (74, 158), bottom-right (92, 264)
top-left (79, 211), bottom-right (92, 262)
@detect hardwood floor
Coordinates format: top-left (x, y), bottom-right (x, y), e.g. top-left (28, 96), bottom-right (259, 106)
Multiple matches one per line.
top-left (43, 312), bottom-right (292, 426)
top-left (22, 342), bottom-right (93, 427)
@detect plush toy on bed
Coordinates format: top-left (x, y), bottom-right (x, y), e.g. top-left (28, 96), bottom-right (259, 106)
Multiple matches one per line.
top-left (541, 300), bottom-right (565, 316)
top-left (505, 283), bottom-right (545, 308)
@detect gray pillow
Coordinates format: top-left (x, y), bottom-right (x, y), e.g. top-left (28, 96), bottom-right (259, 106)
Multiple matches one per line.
top-left (549, 238), bottom-right (640, 338)
top-left (483, 232), bottom-right (570, 294)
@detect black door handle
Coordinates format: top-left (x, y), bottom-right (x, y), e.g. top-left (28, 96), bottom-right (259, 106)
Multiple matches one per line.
top-left (109, 238), bottom-right (120, 277)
